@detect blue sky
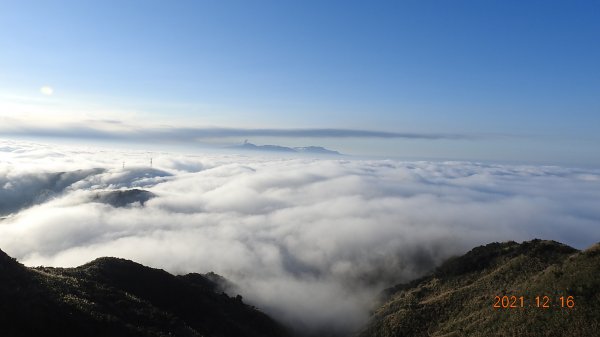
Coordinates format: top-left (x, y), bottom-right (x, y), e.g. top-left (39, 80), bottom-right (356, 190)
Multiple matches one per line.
top-left (0, 1), bottom-right (598, 165)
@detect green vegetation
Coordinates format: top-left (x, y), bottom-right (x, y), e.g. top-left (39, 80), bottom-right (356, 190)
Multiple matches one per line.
top-left (0, 249), bottom-right (288, 337)
top-left (358, 239), bottom-right (600, 337)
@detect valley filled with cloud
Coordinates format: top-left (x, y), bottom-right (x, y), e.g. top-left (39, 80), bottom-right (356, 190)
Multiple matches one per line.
top-left (1, 139), bottom-right (599, 334)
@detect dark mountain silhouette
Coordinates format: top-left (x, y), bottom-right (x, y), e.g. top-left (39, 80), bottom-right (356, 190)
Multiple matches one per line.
top-left (90, 189), bottom-right (155, 207)
top-left (231, 141), bottom-right (341, 155)
top-left (358, 239), bottom-right (600, 337)
top-left (0, 249), bottom-right (288, 337)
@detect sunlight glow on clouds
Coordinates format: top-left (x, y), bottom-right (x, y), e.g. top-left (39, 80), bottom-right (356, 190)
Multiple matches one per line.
top-left (0, 139), bottom-right (599, 333)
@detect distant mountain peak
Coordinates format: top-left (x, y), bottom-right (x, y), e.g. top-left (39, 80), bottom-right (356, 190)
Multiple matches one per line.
top-left (90, 189), bottom-right (155, 207)
top-left (231, 141), bottom-right (341, 155)
top-left (292, 146), bottom-right (341, 155)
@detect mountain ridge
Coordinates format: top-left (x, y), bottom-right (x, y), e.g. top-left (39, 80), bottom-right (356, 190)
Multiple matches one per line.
top-left (230, 141), bottom-right (341, 155)
top-left (358, 239), bottom-right (600, 337)
top-left (0, 248), bottom-right (288, 337)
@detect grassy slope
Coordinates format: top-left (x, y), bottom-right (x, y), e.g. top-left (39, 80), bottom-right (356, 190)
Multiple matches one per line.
top-left (359, 239), bottom-right (600, 337)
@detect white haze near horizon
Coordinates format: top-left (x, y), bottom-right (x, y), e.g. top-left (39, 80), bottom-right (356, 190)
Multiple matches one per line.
top-left (1, 139), bottom-right (599, 333)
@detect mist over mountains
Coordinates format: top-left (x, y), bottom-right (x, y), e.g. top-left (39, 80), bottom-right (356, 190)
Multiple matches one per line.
top-left (2, 239), bottom-right (599, 337)
top-left (0, 168), bottom-right (105, 217)
top-left (1, 139), bottom-right (600, 334)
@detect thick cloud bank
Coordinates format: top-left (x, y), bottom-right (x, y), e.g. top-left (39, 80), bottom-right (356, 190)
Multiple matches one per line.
top-left (0, 118), bottom-right (469, 141)
top-left (1, 139), bottom-right (599, 334)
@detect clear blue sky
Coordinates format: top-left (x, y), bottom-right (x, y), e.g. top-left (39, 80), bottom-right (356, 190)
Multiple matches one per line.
top-left (0, 1), bottom-right (599, 165)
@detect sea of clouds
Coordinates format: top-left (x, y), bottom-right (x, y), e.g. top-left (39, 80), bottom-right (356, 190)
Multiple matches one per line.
top-left (1, 138), bottom-right (599, 334)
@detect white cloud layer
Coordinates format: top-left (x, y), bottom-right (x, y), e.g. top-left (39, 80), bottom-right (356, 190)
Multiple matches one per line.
top-left (1, 139), bottom-right (599, 333)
